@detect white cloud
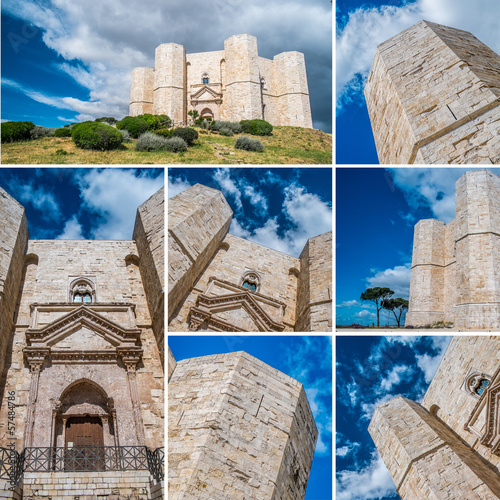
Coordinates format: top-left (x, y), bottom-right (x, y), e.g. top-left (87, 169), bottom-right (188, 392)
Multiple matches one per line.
top-left (416, 336), bottom-right (452, 383)
top-left (356, 310), bottom-right (376, 320)
top-left (379, 364), bottom-right (413, 392)
top-left (76, 169), bottom-right (163, 239)
top-left (336, 451), bottom-right (397, 500)
top-left (366, 264), bottom-right (411, 299)
top-left (168, 175), bottom-right (191, 199)
top-left (338, 300), bottom-right (361, 308)
top-left (57, 215), bottom-right (84, 240)
top-left (213, 169), bottom-right (243, 211)
top-left (336, 438), bottom-right (360, 458)
top-left (6, 178), bottom-right (61, 220)
top-left (337, 0), bottom-right (500, 110)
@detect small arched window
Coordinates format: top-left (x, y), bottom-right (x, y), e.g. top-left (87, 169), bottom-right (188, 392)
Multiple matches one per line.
top-left (69, 277), bottom-right (96, 304)
top-left (202, 73), bottom-right (209, 84)
top-left (464, 371), bottom-right (491, 398)
top-left (260, 77), bottom-right (266, 90)
top-left (240, 271), bottom-right (261, 293)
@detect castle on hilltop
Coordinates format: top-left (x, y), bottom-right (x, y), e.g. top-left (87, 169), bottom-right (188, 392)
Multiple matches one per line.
top-left (370, 336), bottom-right (500, 499)
top-left (0, 184), bottom-right (164, 499)
top-left (365, 20), bottom-right (500, 164)
top-left (130, 34), bottom-right (313, 128)
top-left (168, 183), bottom-right (332, 332)
top-left (168, 347), bottom-right (318, 499)
top-left (406, 169), bottom-right (500, 330)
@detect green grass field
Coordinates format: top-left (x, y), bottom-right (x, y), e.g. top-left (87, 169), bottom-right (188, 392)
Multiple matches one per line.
top-left (1, 126), bottom-right (332, 164)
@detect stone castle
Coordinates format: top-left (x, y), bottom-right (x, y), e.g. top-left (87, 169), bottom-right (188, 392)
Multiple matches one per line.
top-left (406, 169), bottom-right (500, 330)
top-left (130, 34), bottom-right (313, 128)
top-left (365, 20), bottom-right (500, 164)
top-left (370, 336), bottom-right (500, 498)
top-left (0, 184), bottom-right (164, 499)
top-left (168, 183), bottom-right (332, 332)
top-left (168, 347), bottom-right (318, 499)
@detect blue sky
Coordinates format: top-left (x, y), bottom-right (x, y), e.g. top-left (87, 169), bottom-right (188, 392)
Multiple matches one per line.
top-left (2, 0), bottom-right (331, 132)
top-left (0, 168), bottom-right (163, 240)
top-left (169, 335), bottom-right (332, 500)
top-left (336, 0), bottom-right (500, 163)
top-left (336, 335), bottom-right (451, 500)
top-left (336, 168), bottom-right (500, 326)
top-left (168, 168), bottom-right (332, 258)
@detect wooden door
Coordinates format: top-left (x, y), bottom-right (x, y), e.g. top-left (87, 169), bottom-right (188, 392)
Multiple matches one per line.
top-left (65, 416), bottom-right (104, 471)
top-left (66, 416), bottom-right (103, 447)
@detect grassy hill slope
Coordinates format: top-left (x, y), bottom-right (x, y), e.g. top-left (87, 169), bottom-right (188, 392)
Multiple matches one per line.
top-left (1, 126), bottom-right (332, 164)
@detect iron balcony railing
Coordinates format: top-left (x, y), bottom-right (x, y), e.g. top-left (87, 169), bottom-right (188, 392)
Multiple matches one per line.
top-left (0, 446), bottom-right (163, 484)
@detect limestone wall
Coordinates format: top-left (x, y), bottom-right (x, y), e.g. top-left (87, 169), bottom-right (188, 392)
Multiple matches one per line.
top-left (295, 232), bottom-right (332, 332)
top-left (130, 67), bottom-right (154, 115)
top-left (153, 43), bottom-right (186, 124)
top-left (168, 351), bottom-right (317, 500)
top-left (0, 187), bottom-right (28, 390)
top-left (369, 395), bottom-right (500, 498)
top-left (0, 240), bottom-right (163, 451)
top-left (421, 336), bottom-right (500, 468)
top-left (130, 35), bottom-right (313, 127)
top-left (365, 20), bottom-right (500, 164)
top-left (274, 52), bottom-right (313, 128)
top-left (168, 184), bottom-right (233, 321)
top-left (23, 470), bottom-right (156, 499)
top-left (169, 233), bottom-right (300, 331)
top-left (133, 187), bottom-right (164, 365)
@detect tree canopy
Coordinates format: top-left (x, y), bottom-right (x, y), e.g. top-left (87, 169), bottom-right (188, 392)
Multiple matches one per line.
top-left (360, 287), bottom-right (394, 327)
top-left (382, 298), bottom-right (409, 327)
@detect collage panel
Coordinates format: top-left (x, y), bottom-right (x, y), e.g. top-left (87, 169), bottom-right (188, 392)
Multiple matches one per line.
top-left (0, 168), bottom-right (165, 498)
top-left (168, 335), bottom-right (332, 499)
top-left (2, 0), bottom-right (332, 166)
top-left (336, 0), bottom-right (500, 165)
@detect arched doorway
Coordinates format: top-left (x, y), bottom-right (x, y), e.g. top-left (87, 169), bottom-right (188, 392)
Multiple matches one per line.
top-left (200, 107), bottom-right (214, 120)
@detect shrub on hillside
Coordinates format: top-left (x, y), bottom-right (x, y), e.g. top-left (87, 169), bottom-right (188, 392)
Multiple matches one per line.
top-left (95, 117), bottom-right (117, 125)
top-left (210, 120), bottom-right (242, 134)
top-left (71, 122), bottom-right (123, 151)
top-left (135, 132), bottom-right (187, 153)
top-left (155, 128), bottom-right (173, 139)
top-left (120, 129), bottom-right (132, 142)
top-left (30, 126), bottom-right (56, 139)
top-left (54, 128), bottom-right (72, 137)
top-left (1, 121), bottom-right (35, 143)
top-left (240, 119), bottom-right (272, 136)
top-left (116, 116), bottom-right (148, 138)
top-left (172, 127), bottom-right (198, 146)
top-left (164, 136), bottom-right (187, 152)
top-left (234, 136), bottom-right (264, 152)
top-left (137, 114), bottom-right (172, 130)
top-left (135, 132), bottom-right (169, 152)
top-left (219, 126), bottom-right (234, 137)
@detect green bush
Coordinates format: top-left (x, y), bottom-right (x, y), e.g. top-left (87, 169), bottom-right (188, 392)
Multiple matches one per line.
top-left (116, 116), bottom-right (148, 138)
top-left (54, 128), bottom-right (72, 138)
top-left (155, 128), bottom-right (173, 139)
top-left (219, 126), bottom-right (234, 137)
top-left (30, 126), bottom-right (56, 140)
top-left (71, 122), bottom-right (123, 151)
top-left (164, 137), bottom-right (188, 152)
top-left (137, 114), bottom-right (172, 130)
top-left (172, 127), bottom-right (198, 146)
top-left (235, 136), bottom-right (264, 152)
top-left (210, 120), bottom-right (242, 134)
top-left (95, 117), bottom-right (117, 125)
top-left (240, 119), bottom-right (273, 136)
top-left (135, 132), bottom-right (169, 152)
top-left (1, 121), bottom-right (35, 143)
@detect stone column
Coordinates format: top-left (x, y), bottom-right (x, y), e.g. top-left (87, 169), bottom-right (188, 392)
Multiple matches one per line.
top-left (23, 360), bottom-right (44, 448)
top-left (122, 356), bottom-right (145, 446)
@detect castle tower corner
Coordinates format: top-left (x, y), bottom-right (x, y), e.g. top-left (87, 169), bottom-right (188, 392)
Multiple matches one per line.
top-left (129, 67), bottom-right (154, 116)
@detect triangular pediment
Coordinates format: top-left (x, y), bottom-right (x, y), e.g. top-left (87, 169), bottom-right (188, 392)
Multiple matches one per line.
top-left (54, 326), bottom-right (114, 350)
top-left (190, 292), bottom-right (285, 332)
top-left (26, 306), bottom-right (141, 348)
top-left (191, 85), bottom-right (221, 101)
